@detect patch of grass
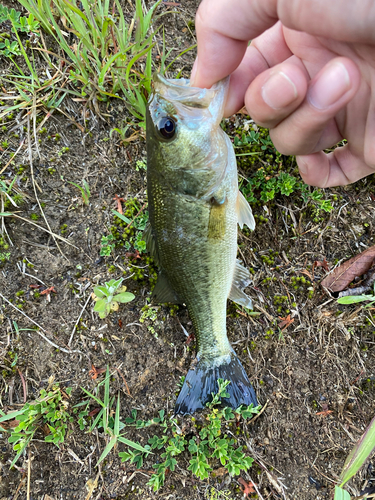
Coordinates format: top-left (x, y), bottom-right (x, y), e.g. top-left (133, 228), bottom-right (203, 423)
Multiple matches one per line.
top-left (75, 366), bottom-right (150, 465)
top-left (92, 277), bottom-right (135, 319)
top-left (0, 381), bottom-right (73, 467)
top-left (232, 126), bottom-right (333, 213)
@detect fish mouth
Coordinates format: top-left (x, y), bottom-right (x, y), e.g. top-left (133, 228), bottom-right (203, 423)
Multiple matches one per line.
top-left (153, 73), bottom-right (227, 110)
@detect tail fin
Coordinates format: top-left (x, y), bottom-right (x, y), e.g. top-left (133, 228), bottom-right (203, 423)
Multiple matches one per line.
top-left (174, 353), bottom-right (258, 415)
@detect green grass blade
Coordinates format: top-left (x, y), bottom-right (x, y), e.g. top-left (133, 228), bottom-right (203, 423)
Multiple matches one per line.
top-left (118, 436), bottom-right (152, 454)
top-left (0, 409), bottom-right (26, 423)
top-left (114, 393), bottom-right (120, 436)
top-left (90, 407), bottom-right (104, 432)
top-left (111, 210), bottom-right (131, 224)
top-left (337, 295), bottom-right (374, 304)
top-left (98, 52), bottom-right (124, 89)
top-left (96, 436), bottom-right (117, 466)
top-left (339, 414), bottom-right (375, 486)
top-left (334, 486), bottom-right (351, 500)
top-left (80, 387), bottom-right (105, 408)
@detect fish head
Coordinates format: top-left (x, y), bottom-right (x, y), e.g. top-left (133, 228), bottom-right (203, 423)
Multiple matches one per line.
top-left (146, 73), bottom-right (230, 198)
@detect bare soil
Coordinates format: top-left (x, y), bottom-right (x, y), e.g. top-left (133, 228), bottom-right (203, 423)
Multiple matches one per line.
top-left (0, 1), bottom-right (374, 499)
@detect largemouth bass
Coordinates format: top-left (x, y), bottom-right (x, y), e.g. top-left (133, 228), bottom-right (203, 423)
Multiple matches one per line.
top-left (146, 74), bottom-right (258, 414)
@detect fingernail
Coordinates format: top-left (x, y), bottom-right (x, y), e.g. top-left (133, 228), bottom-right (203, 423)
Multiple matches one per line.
top-left (296, 155), bottom-right (308, 175)
top-left (308, 62), bottom-right (350, 109)
top-left (261, 71), bottom-right (298, 109)
top-left (190, 57), bottom-right (198, 86)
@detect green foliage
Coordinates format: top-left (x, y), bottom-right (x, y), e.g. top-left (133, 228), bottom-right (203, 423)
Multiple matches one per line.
top-left (337, 285), bottom-right (375, 308)
top-left (92, 277), bottom-right (135, 319)
top-left (15, 0), bottom-right (160, 124)
top-left (65, 179), bottom-right (90, 205)
top-left (241, 167), bottom-right (333, 212)
top-left (76, 366), bottom-right (151, 465)
top-left (0, 5), bottom-right (39, 57)
top-left (100, 234), bottom-right (115, 256)
top-left (0, 5), bottom-right (39, 33)
top-left (0, 383), bottom-right (73, 467)
top-left (120, 379), bottom-right (261, 492)
top-left (339, 413), bottom-right (375, 487)
top-left (112, 199), bottom-right (148, 253)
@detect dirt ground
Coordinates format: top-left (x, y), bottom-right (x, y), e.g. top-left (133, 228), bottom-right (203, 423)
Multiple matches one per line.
top-left (0, 1), bottom-right (375, 499)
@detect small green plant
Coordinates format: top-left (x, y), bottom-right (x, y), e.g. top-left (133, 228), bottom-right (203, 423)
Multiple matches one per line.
top-left (75, 366), bottom-right (151, 465)
top-left (0, 382), bottom-right (73, 467)
top-left (241, 167), bottom-right (333, 212)
top-left (100, 234), bottom-right (115, 256)
top-left (0, 5), bottom-right (40, 34)
top-left (120, 379), bottom-right (261, 491)
top-left (112, 201), bottom-right (148, 252)
top-left (337, 285), bottom-right (375, 308)
top-left (92, 277), bottom-right (135, 318)
top-left (334, 413), bottom-right (375, 499)
top-left (65, 179), bottom-right (90, 205)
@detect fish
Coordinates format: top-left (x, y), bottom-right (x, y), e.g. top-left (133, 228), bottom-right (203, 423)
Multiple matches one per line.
top-left (145, 73), bottom-right (258, 415)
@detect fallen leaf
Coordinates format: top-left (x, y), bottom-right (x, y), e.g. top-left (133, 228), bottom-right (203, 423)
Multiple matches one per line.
top-left (212, 467), bottom-right (227, 477)
top-left (314, 258), bottom-right (330, 272)
top-left (321, 245), bottom-right (375, 292)
top-left (316, 410), bottom-right (333, 417)
top-left (88, 408), bottom-right (100, 417)
top-left (113, 194), bottom-right (125, 215)
top-left (40, 286), bottom-right (57, 296)
top-left (278, 314), bottom-right (294, 330)
top-left (89, 365), bottom-right (106, 380)
top-left (0, 419), bottom-right (20, 430)
top-left (238, 477), bottom-right (256, 496)
top-left (125, 250), bottom-right (141, 260)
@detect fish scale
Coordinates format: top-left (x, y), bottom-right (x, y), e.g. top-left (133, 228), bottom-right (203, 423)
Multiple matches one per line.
top-left (146, 73), bottom-right (258, 414)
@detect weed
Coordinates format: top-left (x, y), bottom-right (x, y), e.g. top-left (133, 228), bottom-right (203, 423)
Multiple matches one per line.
top-left (120, 379), bottom-right (261, 491)
top-left (334, 413), bottom-right (375, 499)
top-left (75, 366), bottom-right (150, 465)
top-left (100, 234), bottom-right (115, 256)
top-left (140, 300), bottom-right (159, 337)
top-left (92, 277), bottom-right (135, 319)
top-left (0, 381), bottom-right (73, 467)
top-left (65, 178), bottom-right (91, 206)
top-left (112, 199), bottom-right (148, 253)
top-left (0, 5), bottom-right (39, 35)
top-left (241, 167), bottom-right (333, 214)
top-left (337, 285), bottom-right (375, 308)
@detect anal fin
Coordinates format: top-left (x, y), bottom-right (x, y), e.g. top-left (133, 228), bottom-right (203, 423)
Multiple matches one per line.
top-left (236, 191), bottom-right (255, 230)
top-left (229, 260), bottom-right (253, 309)
top-left (151, 271), bottom-right (181, 304)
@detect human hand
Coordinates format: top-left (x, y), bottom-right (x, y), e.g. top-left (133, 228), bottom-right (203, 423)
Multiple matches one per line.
top-left (191, 0), bottom-right (375, 187)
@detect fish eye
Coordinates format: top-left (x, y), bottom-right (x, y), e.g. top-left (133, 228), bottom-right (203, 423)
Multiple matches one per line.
top-left (157, 117), bottom-right (176, 140)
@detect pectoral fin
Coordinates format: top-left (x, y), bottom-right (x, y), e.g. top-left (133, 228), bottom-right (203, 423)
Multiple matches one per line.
top-left (151, 271), bottom-right (182, 304)
top-left (144, 223), bottom-right (159, 265)
top-left (229, 260), bottom-right (253, 309)
top-left (236, 191), bottom-right (255, 230)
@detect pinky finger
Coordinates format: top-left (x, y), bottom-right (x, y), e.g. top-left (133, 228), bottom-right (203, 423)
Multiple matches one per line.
top-left (296, 145), bottom-right (375, 188)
